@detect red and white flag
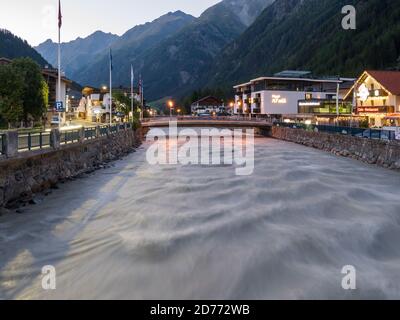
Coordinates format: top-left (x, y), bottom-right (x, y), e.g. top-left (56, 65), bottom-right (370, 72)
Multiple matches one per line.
top-left (58, 0), bottom-right (62, 29)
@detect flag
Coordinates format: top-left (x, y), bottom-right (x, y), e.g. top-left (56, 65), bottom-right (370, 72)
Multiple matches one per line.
top-left (58, 0), bottom-right (62, 29)
top-left (131, 64), bottom-right (134, 83)
top-left (109, 49), bottom-right (113, 71)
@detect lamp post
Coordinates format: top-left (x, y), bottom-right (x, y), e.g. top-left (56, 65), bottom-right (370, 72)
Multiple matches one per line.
top-left (168, 100), bottom-right (174, 118)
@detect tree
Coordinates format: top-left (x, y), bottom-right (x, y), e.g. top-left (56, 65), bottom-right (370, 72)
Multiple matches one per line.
top-left (113, 91), bottom-right (139, 119)
top-left (0, 64), bottom-right (24, 127)
top-left (11, 58), bottom-right (48, 122)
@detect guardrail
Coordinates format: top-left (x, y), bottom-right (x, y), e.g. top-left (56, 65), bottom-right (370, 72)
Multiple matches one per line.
top-left (276, 122), bottom-right (397, 141)
top-left (84, 127), bottom-right (97, 140)
top-left (109, 124), bottom-right (118, 134)
top-left (99, 125), bottom-right (109, 137)
top-left (60, 129), bottom-right (80, 145)
top-left (0, 123), bottom-right (134, 158)
top-left (17, 132), bottom-right (51, 151)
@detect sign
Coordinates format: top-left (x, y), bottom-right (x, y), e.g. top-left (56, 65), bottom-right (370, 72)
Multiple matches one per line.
top-left (357, 84), bottom-right (370, 102)
top-left (396, 128), bottom-right (400, 140)
top-left (357, 106), bottom-right (392, 114)
top-left (54, 101), bottom-right (65, 112)
top-left (272, 95), bottom-right (287, 104)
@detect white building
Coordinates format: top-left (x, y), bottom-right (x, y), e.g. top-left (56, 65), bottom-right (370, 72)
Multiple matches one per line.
top-left (234, 71), bottom-right (354, 123)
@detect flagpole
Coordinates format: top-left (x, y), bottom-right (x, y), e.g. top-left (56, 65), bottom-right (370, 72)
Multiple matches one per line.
top-left (131, 65), bottom-right (134, 122)
top-left (57, 0), bottom-right (62, 129)
top-left (109, 49), bottom-right (112, 126)
top-left (140, 75), bottom-right (144, 121)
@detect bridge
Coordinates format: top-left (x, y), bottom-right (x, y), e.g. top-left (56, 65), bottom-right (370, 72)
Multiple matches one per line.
top-left (141, 117), bottom-right (273, 129)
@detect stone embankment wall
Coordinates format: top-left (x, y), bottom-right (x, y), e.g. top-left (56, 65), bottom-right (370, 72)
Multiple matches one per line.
top-left (0, 129), bottom-right (143, 209)
top-left (271, 126), bottom-right (400, 170)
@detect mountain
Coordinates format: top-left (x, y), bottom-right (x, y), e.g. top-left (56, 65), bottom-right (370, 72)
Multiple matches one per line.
top-left (72, 0), bottom-right (274, 100)
top-left (136, 0), bottom-right (276, 100)
top-left (205, 0), bottom-right (400, 91)
top-left (72, 11), bottom-right (196, 87)
top-left (0, 29), bottom-right (48, 66)
top-left (36, 31), bottom-right (118, 78)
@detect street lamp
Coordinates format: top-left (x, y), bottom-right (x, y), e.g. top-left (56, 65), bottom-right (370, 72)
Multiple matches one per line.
top-left (168, 100), bottom-right (174, 118)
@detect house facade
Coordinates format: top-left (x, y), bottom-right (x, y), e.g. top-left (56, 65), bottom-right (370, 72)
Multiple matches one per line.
top-left (234, 71), bottom-right (355, 124)
top-left (345, 70), bottom-right (400, 127)
top-left (191, 96), bottom-right (225, 115)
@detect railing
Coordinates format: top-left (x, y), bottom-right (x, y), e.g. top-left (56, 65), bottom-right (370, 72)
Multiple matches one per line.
top-left (276, 122), bottom-right (397, 141)
top-left (17, 132), bottom-right (51, 151)
top-left (99, 125), bottom-right (109, 137)
top-left (145, 116), bottom-right (268, 122)
top-left (84, 127), bottom-right (97, 140)
top-left (109, 124), bottom-right (118, 134)
top-left (0, 134), bottom-right (5, 155)
top-left (0, 122), bottom-right (135, 157)
top-left (60, 129), bottom-right (81, 145)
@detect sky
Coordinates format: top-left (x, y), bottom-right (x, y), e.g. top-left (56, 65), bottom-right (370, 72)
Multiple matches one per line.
top-left (0, 0), bottom-right (221, 46)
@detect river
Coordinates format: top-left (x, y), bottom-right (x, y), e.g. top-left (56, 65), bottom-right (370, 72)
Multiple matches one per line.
top-left (0, 131), bottom-right (400, 299)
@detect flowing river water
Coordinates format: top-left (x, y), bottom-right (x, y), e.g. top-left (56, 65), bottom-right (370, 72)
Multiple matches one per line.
top-left (0, 130), bottom-right (400, 299)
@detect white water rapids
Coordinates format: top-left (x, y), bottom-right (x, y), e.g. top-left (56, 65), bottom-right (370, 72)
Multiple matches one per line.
top-left (0, 131), bottom-right (399, 299)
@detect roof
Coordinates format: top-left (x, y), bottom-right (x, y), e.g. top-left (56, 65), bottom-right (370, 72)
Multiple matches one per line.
top-left (274, 70), bottom-right (312, 78)
top-left (365, 70), bottom-right (400, 95)
top-left (250, 76), bottom-right (343, 84)
top-left (42, 69), bottom-right (73, 84)
top-left (191, 96), bottom-right (222, 106)
top-left (0, 57), bottom-right (12, 64)
top-left (344, 70), bottom-right (400, 99)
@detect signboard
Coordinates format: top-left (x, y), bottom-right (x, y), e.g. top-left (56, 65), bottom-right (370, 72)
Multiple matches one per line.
top-left (54, 101), bottom-right (65, 112)
top-left (272, 95), bottom-right (287, 104)
top-left (357, 106), bottom-right (393, 114)
top-left (357, 84), bottom-right (370, 102)
top-left (396, 127), bottom-right (400, 140)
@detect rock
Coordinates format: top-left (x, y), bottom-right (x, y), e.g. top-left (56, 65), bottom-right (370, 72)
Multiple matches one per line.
top-left (29, 197), bottom-right (43, 205)
top-left (0, 207), bottom-right (11, 216)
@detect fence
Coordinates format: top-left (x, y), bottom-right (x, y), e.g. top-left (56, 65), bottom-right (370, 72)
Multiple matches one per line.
top-left (109, 124), bottom-right (118, 134)
top-left (17, 132), bottom-right (51, 151)
top-left (60, 130), bottom-right (81, 145)
top-left (99, 125), bottom-right (109, 137)
top-left (0, 123), bottom-right (135, 158)
top-left (276, 122), bottom-right (397, 141)
top-left (85, 127), bottom-right (97, 140)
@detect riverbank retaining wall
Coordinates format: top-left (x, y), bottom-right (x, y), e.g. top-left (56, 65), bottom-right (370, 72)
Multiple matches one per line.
top-left (270, 126), bottom-right (400, 170)
top-left (0, 128), bottom-right (143, 209)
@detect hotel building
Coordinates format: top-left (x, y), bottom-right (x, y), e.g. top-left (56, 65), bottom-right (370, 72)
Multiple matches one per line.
top-left (344, 70), bottom-right (400, 127)
top-left (234, 71), bottom-right (354, 123)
